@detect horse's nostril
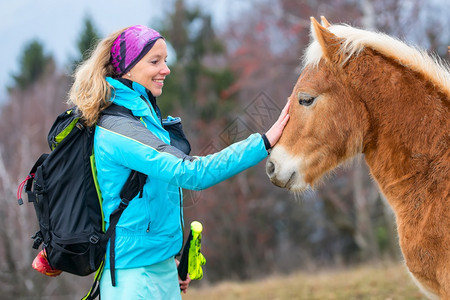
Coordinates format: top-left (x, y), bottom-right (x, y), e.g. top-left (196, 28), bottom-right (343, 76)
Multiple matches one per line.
top-left (266, 160), bottom-right (276, 176)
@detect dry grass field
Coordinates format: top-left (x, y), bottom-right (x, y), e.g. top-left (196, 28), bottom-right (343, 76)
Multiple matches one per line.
top-left (183, 263), bottom-right (426, 300)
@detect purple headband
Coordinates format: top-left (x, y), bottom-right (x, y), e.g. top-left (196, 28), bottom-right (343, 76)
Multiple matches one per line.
top-left (110, 25), bottom-right (163, 75)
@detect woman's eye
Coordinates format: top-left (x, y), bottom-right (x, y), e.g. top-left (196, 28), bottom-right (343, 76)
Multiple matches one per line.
top-left (298, 92), bottom-right (316, 106)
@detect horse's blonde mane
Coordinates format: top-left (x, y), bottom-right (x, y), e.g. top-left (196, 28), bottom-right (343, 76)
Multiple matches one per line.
top-left (304, 24), bottom-right (450, 96)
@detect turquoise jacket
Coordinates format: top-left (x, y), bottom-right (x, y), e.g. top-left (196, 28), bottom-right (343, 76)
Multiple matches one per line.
top-left (94, 77), bottom-right (268, 269)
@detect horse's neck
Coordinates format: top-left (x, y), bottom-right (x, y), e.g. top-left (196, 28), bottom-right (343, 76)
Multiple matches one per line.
top-left (360, 58), bottom-right (449, 213)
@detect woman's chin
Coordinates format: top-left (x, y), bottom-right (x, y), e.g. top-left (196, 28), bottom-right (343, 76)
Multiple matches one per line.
top-left (150, 88), bottom-right (163, 97)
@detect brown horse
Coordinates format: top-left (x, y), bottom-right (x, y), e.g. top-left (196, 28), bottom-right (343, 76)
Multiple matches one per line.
top-left (266, 17), bottom-right (450, 299)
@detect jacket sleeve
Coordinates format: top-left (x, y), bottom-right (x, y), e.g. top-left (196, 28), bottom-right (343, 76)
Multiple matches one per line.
top-left (95, 115), bottom-right (268, 191)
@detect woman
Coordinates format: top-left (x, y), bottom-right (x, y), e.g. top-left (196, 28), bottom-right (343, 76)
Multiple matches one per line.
top-left (69, 25), bottom-right (289, 299)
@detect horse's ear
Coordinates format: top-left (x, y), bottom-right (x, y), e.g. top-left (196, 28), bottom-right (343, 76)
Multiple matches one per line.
top-left (311, 17), bottom-right (343, 64)
top-left (320, 16), bottom-right (331, 28)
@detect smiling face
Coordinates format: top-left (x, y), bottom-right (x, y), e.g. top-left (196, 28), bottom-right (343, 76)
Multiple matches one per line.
top-left (125, 38), bottom-right (170, 96)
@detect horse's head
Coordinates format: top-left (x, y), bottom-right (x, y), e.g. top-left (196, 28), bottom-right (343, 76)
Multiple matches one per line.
top-left (266, 17), bottom-right (370, 192)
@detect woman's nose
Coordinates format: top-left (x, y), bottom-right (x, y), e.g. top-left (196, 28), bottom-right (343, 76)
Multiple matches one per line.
top-left (161, 64), bottom-right (170, 75)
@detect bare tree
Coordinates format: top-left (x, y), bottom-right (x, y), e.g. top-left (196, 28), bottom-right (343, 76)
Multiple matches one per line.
top-left (0, 70), bottom-right (95, 298)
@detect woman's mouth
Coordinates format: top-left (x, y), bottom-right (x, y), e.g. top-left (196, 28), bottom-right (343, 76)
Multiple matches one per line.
top-left (153, 79), bottom-right (164, 87)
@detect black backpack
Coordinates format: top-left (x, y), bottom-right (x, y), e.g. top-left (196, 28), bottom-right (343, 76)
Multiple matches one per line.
top-left (17, 106), bottom-right (147, 299)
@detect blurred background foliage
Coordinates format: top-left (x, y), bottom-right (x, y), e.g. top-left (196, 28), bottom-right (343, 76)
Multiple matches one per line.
top-left (0, 0), bottom-right (448, 298)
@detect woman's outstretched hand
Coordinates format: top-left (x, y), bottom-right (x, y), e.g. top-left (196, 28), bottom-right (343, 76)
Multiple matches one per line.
top-left (265, 101), bottom-right (290, 148)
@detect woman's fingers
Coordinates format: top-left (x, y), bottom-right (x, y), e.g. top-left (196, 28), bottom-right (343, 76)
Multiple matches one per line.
top-left (274, 100), bottom-right (290, 126)
top-left (264, 100), bottom-right (290, 147)
top-left (279, 100), bottom-right (290, 119)
top-left (179, 273), bottom-right (191, 294)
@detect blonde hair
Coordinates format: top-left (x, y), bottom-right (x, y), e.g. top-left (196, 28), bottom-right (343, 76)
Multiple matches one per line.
top-left (68, 26), bottom-right (130, 126)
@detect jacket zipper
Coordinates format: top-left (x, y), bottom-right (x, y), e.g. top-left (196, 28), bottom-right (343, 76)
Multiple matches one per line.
top-left (178, 187), bottom-right (184, 254)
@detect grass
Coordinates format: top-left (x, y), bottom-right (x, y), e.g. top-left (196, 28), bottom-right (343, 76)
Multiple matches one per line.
top-left (182, 263), bottom-right (426, 300)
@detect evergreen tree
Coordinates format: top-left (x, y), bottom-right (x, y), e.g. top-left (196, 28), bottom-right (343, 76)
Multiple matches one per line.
top-left (10, 40), bottom-right (53, 90)
top-left (158, 0), bottom-right (234, 120)
top-left (72, 16), bottom-right (101, 69)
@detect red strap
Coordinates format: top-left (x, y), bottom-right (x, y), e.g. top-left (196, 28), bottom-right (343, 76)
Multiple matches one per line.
top-left (17, 174), bottom-right (34, 202)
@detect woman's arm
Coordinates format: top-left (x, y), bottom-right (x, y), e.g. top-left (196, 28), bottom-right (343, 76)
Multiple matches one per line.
top-left (95, 101), bottom-right (289, 190)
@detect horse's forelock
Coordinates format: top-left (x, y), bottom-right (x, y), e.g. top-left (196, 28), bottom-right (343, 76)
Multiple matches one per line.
top-left (302, 41), bottom-right (322, 68)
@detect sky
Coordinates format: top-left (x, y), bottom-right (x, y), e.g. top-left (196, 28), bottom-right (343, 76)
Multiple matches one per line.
top-left (1, 0), bottom-right (448, 104)
top-left (0, 0), bottom-right (252, 102)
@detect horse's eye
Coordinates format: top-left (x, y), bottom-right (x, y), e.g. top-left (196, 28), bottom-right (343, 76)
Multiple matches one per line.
top-left (298, 92), bottom-right (316, 106)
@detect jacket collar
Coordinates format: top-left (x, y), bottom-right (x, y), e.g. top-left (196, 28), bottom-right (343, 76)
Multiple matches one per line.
top-left (106, 77), bottom-right (157, 117)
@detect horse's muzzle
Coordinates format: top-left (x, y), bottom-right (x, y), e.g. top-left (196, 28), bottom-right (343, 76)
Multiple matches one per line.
top-left (266, 158), bottom-right (294, 188)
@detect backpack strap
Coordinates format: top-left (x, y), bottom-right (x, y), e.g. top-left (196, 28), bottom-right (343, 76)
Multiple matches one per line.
top-left (81, 260), bottom-right (104, 300)
top-left (101, 103), bottom-right (138, 120)
top-left (82, 170), bottom-right (147, 299)
top-left (101, 170), bottom-right (147, 287)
